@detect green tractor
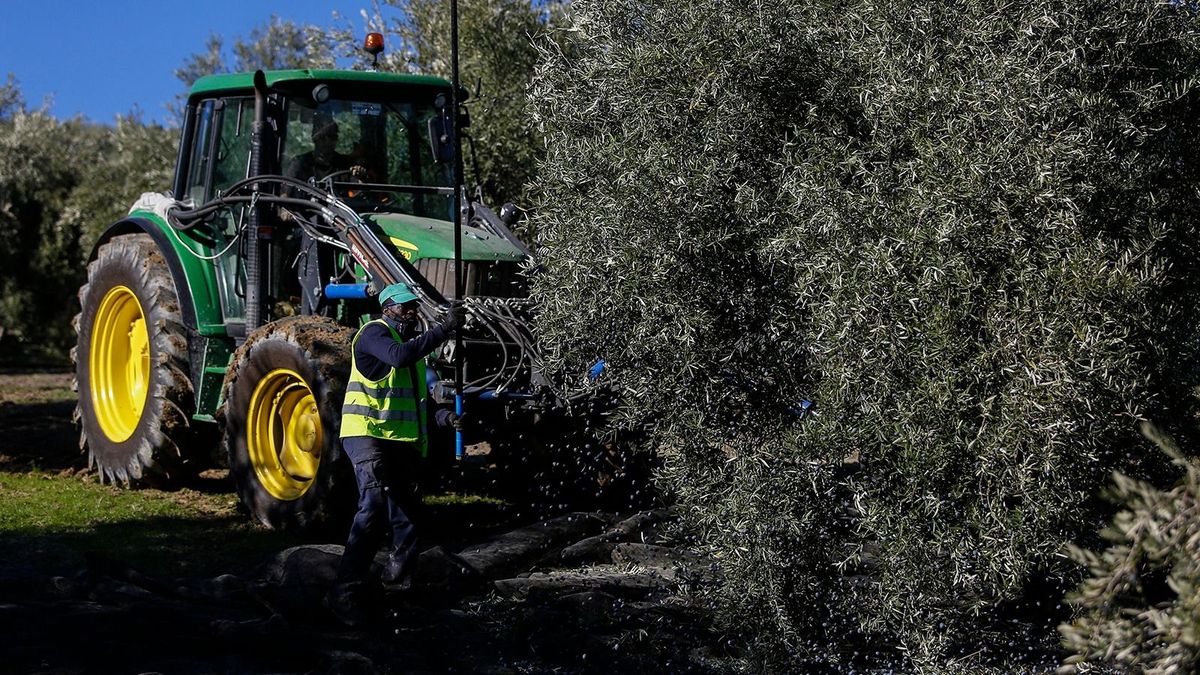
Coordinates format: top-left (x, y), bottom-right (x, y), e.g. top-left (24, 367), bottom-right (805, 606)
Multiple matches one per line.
top-left (72, 66), bottom-right (608, 530)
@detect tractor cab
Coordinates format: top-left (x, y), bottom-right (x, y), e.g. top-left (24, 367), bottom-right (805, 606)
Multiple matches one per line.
top-left (179, 70), bottom-right (455, 214)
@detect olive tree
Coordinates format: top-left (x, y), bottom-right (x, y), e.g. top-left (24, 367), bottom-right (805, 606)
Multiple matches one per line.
top-left (0, 103), bottom-right (97, 363)
top-left (1061, 425), bottom-right (1200, 673)
top-left (529, 0), bottom-right (1200, 668)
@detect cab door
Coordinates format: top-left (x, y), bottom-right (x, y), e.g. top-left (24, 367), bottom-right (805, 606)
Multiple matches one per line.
top-left (179, 96), bottom-right (255, 331)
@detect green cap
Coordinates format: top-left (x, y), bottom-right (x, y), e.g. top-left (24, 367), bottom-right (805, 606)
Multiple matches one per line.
top-left (379, 282), bottom-right (418, 306)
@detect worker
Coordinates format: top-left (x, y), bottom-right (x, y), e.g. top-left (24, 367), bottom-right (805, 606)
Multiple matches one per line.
top-left (286, 113), bottom-right (365, 182)
top-left (326, 281), bottom-right (465, 626)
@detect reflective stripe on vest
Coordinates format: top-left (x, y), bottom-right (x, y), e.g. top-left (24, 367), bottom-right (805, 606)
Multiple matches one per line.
top-left (341, 405), bottom-right (420, 422)
top-left (345, 381), bottom-right (417, 400)
top-left (340, 319), bottom-right (428, 455)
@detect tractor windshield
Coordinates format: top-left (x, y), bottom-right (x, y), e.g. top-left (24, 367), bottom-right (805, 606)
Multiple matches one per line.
top-left (282, 96), bottom-right (453, 220)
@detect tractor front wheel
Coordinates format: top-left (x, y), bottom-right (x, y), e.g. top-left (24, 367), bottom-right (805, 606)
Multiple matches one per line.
top-left (73, 233), bottom-right (197, 485)
top-left (222, 316), bottom-right (354, 531)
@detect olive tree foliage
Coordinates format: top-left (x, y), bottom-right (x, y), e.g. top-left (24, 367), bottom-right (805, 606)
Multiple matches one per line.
top-left (176, 15), bottom-right (338, 80)
top-left (0, 73), bottom-right (22, 120)
top-left (62, 115), bottom-right (176, 252)
top-left (0, 91), bottom-right (93, 361)
top-left (529, 0), bottom-right (1200, 667)
top-left (1060, 424), bottom-right (1200, 674)
top-left (0, 75), bottom-right (174, 364)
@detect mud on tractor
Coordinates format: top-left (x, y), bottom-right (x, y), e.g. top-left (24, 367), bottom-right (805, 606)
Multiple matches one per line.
top-left (72, 66), bottom-right (621, 530)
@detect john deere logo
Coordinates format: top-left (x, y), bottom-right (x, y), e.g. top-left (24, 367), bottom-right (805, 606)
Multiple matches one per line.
top-left (388, 237), bottom-right (419, 261)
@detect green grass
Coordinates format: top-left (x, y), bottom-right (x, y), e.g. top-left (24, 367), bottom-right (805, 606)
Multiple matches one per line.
top-left (0, 371), bottom-right (75, 406)
top-left (0, 468), bottom-right (234, 530)
top-left (0, 471), bottom-right (516, 578)
top-left (0, 372), bottom-right (307, 578)
top-left (0, 373), bottom-right (522, 579)
top-left (0, 470), bottom-right (303, 577)
top-left (424, 493), bottom-right (508, 507)
top-left (0, 473), bottom-right (204, 530)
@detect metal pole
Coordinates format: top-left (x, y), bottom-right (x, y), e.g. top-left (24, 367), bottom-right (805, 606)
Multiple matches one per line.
top-left (451, 0), bottom-right (465, 461)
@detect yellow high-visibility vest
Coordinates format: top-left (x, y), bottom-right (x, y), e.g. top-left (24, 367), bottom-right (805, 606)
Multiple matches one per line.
top-left (340, 319), bottom-right (428, 456)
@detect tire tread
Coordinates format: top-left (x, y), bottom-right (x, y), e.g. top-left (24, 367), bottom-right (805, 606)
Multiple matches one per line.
top-left (72, 233), bottom-right (200, 487)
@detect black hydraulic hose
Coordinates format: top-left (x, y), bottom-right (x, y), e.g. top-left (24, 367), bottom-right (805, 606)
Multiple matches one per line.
top-left (170, 175), bottom-right (355, 222)
top-left (478, 301), bottom-right (529, 355)
top-left (482, 301), bottom-right (537, 359)
top-left (467, 301), bottom-right (537, 393)
top-left (462, 309), bottom-right (509, 392)
top-left (489, 326), bottom-right (527, 392)
top-left (477, 300), bottom-right (574, 402)
top-left (171, 194), bottom-right (348, 223)
top-left (283, 211), bottom-right (345, 249)
top-left (466, 133), bottom-right (482, 195)
top-left (245, 70), bottom-right (268, 333)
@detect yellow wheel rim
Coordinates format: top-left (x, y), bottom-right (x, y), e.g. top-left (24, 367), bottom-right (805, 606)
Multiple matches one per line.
top-left (90, 286), bottom-right (150, 443)
top-left (247, 368), bottom-right (323, 501)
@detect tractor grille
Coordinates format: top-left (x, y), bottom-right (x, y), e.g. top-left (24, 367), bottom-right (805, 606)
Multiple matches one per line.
top-left (415, 259), bottom-right (527, 300)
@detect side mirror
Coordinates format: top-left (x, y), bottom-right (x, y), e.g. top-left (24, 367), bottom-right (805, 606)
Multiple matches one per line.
top-left (499, 202), bottom-right (520, 226)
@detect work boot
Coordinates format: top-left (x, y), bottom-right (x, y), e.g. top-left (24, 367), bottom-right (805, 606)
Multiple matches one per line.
top-left (325, 581), bottom-right (367, 627)
top-left (380, 554), bottom-right (414, 591)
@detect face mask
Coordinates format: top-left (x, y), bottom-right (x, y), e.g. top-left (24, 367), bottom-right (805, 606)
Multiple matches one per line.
top-left (385, 304), bottom-right (419, 338)
top-left (397, 317), bottom-right (418, 339)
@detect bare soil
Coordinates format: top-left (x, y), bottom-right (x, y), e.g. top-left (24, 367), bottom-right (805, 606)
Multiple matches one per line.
top-left (0, 372), bottom-right (731, 674)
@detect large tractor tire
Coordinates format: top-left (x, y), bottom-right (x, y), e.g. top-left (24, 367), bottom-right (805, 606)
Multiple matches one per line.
top-left (73, 233), bottom-right (197, 485)
top-left (222, 316), bottom-right (354, 531)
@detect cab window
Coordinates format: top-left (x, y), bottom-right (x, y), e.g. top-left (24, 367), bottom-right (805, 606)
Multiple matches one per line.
top-left (212, 97), bottom-right (254, 196)
top-left (185, 100), bottom-right (216, 204)
top-left (282, 97), bottom-right (452, 219)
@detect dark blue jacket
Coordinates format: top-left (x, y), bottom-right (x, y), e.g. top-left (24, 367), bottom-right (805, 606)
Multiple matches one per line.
top-left (353, 316), bottom-right (454, 428)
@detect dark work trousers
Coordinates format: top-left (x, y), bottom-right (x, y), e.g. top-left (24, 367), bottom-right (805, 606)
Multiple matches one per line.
top-left (336, 435), bottom-right (422, 585)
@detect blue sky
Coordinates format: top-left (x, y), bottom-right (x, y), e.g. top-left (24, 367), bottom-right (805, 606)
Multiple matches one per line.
top-left (0, 1), bottom-right (367, 125)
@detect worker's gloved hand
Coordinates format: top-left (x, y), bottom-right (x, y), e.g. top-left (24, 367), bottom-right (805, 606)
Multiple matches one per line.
top-left (438, 304), bottom-right (467, 333)
top-left (446, 411), bottom-right (469, 432)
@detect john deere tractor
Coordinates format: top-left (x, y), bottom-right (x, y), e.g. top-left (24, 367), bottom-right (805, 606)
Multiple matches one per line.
top-left (72, 66), bottom-right (609, 530)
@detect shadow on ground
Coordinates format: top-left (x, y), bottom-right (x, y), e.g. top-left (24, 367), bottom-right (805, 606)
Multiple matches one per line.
top-left (0, 509), bottom-right (729, 674)
top-left (0, 398), bottom-right (80, 473)
top-left (0, 374), bottom-right (728, 673)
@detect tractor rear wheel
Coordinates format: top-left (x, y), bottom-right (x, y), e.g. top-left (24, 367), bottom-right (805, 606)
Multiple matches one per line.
top-left (222, 316), bottom-right (354, 531)
top-left (73, 233), bottom-right (198, 485)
